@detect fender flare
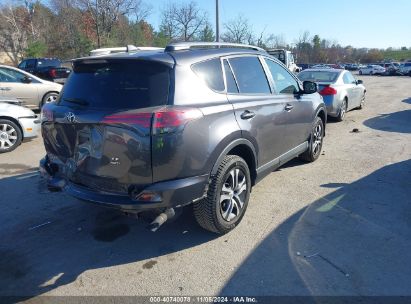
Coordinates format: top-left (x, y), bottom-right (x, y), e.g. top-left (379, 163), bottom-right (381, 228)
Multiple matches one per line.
top-left (211, 138), bottom-right (258, 176)
top-left (315, 106), bottom-right (327, 136)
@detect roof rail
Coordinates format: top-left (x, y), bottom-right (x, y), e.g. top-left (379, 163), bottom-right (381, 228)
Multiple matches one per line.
top-left (165, 42), bottom-right (266, 53)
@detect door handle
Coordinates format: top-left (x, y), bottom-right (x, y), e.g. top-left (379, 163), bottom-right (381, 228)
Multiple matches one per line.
top-left (0, 87), bottom-right (11, 91)
top-left (240, 110), bottom-right (256, 120)
top-left (284, 104), bottom-right (294, 111)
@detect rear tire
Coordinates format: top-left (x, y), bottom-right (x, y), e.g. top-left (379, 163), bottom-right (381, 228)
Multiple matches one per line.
top-left (0, 119), bottom-right (22, 153)
top-left (336, 98), bottom-right (347, 121)
top-left (359, 70), bottom-right (363, 75)
top-left (194, 155), bottom-right (251, 234)
top-left (300, 116), bottom-right (324, 163)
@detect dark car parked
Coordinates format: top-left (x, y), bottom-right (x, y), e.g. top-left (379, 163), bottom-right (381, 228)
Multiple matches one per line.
top-left (18, 58), bottom-right (71, 84)
top-left (39, 42), bottom-right (326, 234)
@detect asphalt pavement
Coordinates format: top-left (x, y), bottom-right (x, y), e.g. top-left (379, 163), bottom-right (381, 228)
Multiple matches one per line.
top-left (0, 75), bottom-right (410, 299)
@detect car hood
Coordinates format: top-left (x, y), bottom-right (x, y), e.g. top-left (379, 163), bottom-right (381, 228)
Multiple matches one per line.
top-left (0, 103), bottom-right (36, 119)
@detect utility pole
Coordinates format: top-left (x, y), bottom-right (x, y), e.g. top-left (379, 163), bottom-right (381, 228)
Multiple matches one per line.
top-left (216, 0), bottom-right (220, 42)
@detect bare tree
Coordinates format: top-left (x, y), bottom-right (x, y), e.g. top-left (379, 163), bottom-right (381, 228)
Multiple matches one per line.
top-left (221, 15), bottom-right (253, 44)
top-left (0, 3), bottom-right (30, 64)
top-left (160, 1), bottom-right (207, 42)
top-left (77, 0), bottom-right (137, 47)
top-left (132, 0), bottom-right (151, 23)
top-left (265, 34), bottom-right (287, 49)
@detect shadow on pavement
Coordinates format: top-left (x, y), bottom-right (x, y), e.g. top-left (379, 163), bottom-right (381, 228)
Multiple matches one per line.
top-left (220, 159), bottom-right (411, 295)
top-left (363, 110), bottom-right (411, 133)
top-left (0, 172), bottom-right (216, 299)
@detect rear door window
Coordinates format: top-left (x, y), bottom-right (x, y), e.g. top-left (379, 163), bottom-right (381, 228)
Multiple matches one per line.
top-left (60, 60), bottom-right (171, 109)
top-left (192, 58), bottom-right (224, 92)
top-left (228, 56), bottom-right (271, 94)
top-left (223, 60), bottom-right (238, 93)
top-left (26, 59), bottom-right (36, 69)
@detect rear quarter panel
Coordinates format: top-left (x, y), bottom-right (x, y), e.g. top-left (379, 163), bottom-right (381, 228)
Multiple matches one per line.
top-left (152, 101), bottom-right (241, 183)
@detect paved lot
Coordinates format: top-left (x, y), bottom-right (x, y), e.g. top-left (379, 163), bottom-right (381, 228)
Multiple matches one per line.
top-left (0, 75), bottom-right (410, 298)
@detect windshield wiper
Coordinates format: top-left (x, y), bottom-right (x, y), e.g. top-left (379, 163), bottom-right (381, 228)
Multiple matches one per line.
top-left (62, 97), bottom-right (89, 106)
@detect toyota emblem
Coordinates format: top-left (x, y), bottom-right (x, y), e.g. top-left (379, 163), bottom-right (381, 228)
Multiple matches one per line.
top-left (65, 112), bottom-right (76, 123)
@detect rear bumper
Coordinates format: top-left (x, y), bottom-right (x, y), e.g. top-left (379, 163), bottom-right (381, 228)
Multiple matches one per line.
top-left (39, 156), bottom-right (209, 211)
top-left (322, 96), bottom-right (340, 117)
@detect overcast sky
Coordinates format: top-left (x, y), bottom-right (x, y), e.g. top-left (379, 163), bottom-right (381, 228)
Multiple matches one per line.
top-left (147, 0), bottom-right (411, 49)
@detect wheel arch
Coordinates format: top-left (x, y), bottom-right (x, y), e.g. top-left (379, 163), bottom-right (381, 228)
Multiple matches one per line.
top-left (315, 107), bottom-right (327, 136)
top-left (211, 138), bottom-right (258, 187)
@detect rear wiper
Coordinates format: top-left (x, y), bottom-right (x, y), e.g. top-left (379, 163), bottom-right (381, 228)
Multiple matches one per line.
top-left (62, 97), bottom-right (89, 106)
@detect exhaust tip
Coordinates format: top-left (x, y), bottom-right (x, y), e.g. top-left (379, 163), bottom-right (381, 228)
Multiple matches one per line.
top-left (147, 208), bottom-right (175, 232)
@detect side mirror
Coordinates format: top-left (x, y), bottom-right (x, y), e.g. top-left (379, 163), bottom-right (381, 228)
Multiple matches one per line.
top-left (302, 81), bottom-right (317, 94)
top-left (357, 80), bottom-right (363, 85)
top-left (21, 76), bottom-right (32, 84)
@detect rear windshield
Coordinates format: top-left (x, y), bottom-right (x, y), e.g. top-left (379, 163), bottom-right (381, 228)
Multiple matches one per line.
top-left (37, 59), bottom-right (61, 67)
top-left (298, 70), bottom-right (340, 83)
top-left (59, 60), bottom-right (170, 109)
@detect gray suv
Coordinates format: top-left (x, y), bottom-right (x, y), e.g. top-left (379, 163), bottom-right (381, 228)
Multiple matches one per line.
top-left (40, 42), bottom-right (326, 234)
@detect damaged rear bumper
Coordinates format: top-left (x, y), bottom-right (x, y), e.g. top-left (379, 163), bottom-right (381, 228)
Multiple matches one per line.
top-left (39, 156), bottom-right (209, 212)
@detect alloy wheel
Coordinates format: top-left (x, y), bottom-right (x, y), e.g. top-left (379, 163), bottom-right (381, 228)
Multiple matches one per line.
top-left (0, 123), bottom-right (18, 150)
top-left (219, 168), bottom-right (247, 222)
top-left (340, 100), bottom-right (347, 120)
top-left (46, 94), bottom-right (58, 103)
top-left (312, 123), bottom-right (323, 157)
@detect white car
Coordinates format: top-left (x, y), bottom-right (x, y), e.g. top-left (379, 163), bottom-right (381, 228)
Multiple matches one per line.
top-left (399, 62), bottom-right (411, 76)
top-left (0, 65), bottom-right (62, 109)
top-left (359, 65), bottom-right (386, 75)
top-left (0, 97), bottom-right (40, 153)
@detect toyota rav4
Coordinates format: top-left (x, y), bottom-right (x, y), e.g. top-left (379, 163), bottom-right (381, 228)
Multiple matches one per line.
top-left (40, 42), bottom-right (326, 234)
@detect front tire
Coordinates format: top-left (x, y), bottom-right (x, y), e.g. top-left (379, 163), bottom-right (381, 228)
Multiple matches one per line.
top-left (300, 116), bottom-right (324, 163)
top-left (0, 119), bottom-right (22, 153)
top-left (194, 155), bottom-right (251, 234)
top-left (41, 92), bottom-right (59, 108)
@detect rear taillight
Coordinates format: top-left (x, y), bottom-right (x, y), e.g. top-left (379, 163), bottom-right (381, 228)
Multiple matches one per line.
top-left (41, 104), bottom-right (54, 121)
top-left (319, 86), bottom-right (337, 96)
top-left (49, 69), bottom-right (57, 78)
top-left (153, 108), bottom-right (203, 135)
top-left (102, 108), bottom-right (203, 135)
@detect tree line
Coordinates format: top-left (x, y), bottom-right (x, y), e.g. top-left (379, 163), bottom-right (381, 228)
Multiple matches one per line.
top-left (1, 0), bottom-right (410, 65)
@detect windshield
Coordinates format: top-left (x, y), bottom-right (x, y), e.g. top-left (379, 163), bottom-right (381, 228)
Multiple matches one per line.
top-left (298, 70), bottom-right (340, 83)
top-left (59, 60), bottom-right (171, 109)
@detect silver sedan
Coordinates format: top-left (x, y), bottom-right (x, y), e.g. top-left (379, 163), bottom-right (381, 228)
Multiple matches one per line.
top-left (0, 97), bottom-right (40, 153)
top-left (298, 69), bottom-right (366, 121)
top-left (0, 65), bottom-right (62, 109)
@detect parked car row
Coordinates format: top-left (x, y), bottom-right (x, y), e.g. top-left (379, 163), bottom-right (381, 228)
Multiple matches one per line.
top-left (299, 62), bottom-right (411, 77)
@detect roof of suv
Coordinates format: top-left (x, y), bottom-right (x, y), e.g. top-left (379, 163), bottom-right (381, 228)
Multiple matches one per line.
top-left (77, 47), bottom-right (268, 67)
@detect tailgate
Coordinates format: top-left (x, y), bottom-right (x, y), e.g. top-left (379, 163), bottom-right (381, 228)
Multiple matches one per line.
top-left (42, 107), bottom-right (153, 194)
